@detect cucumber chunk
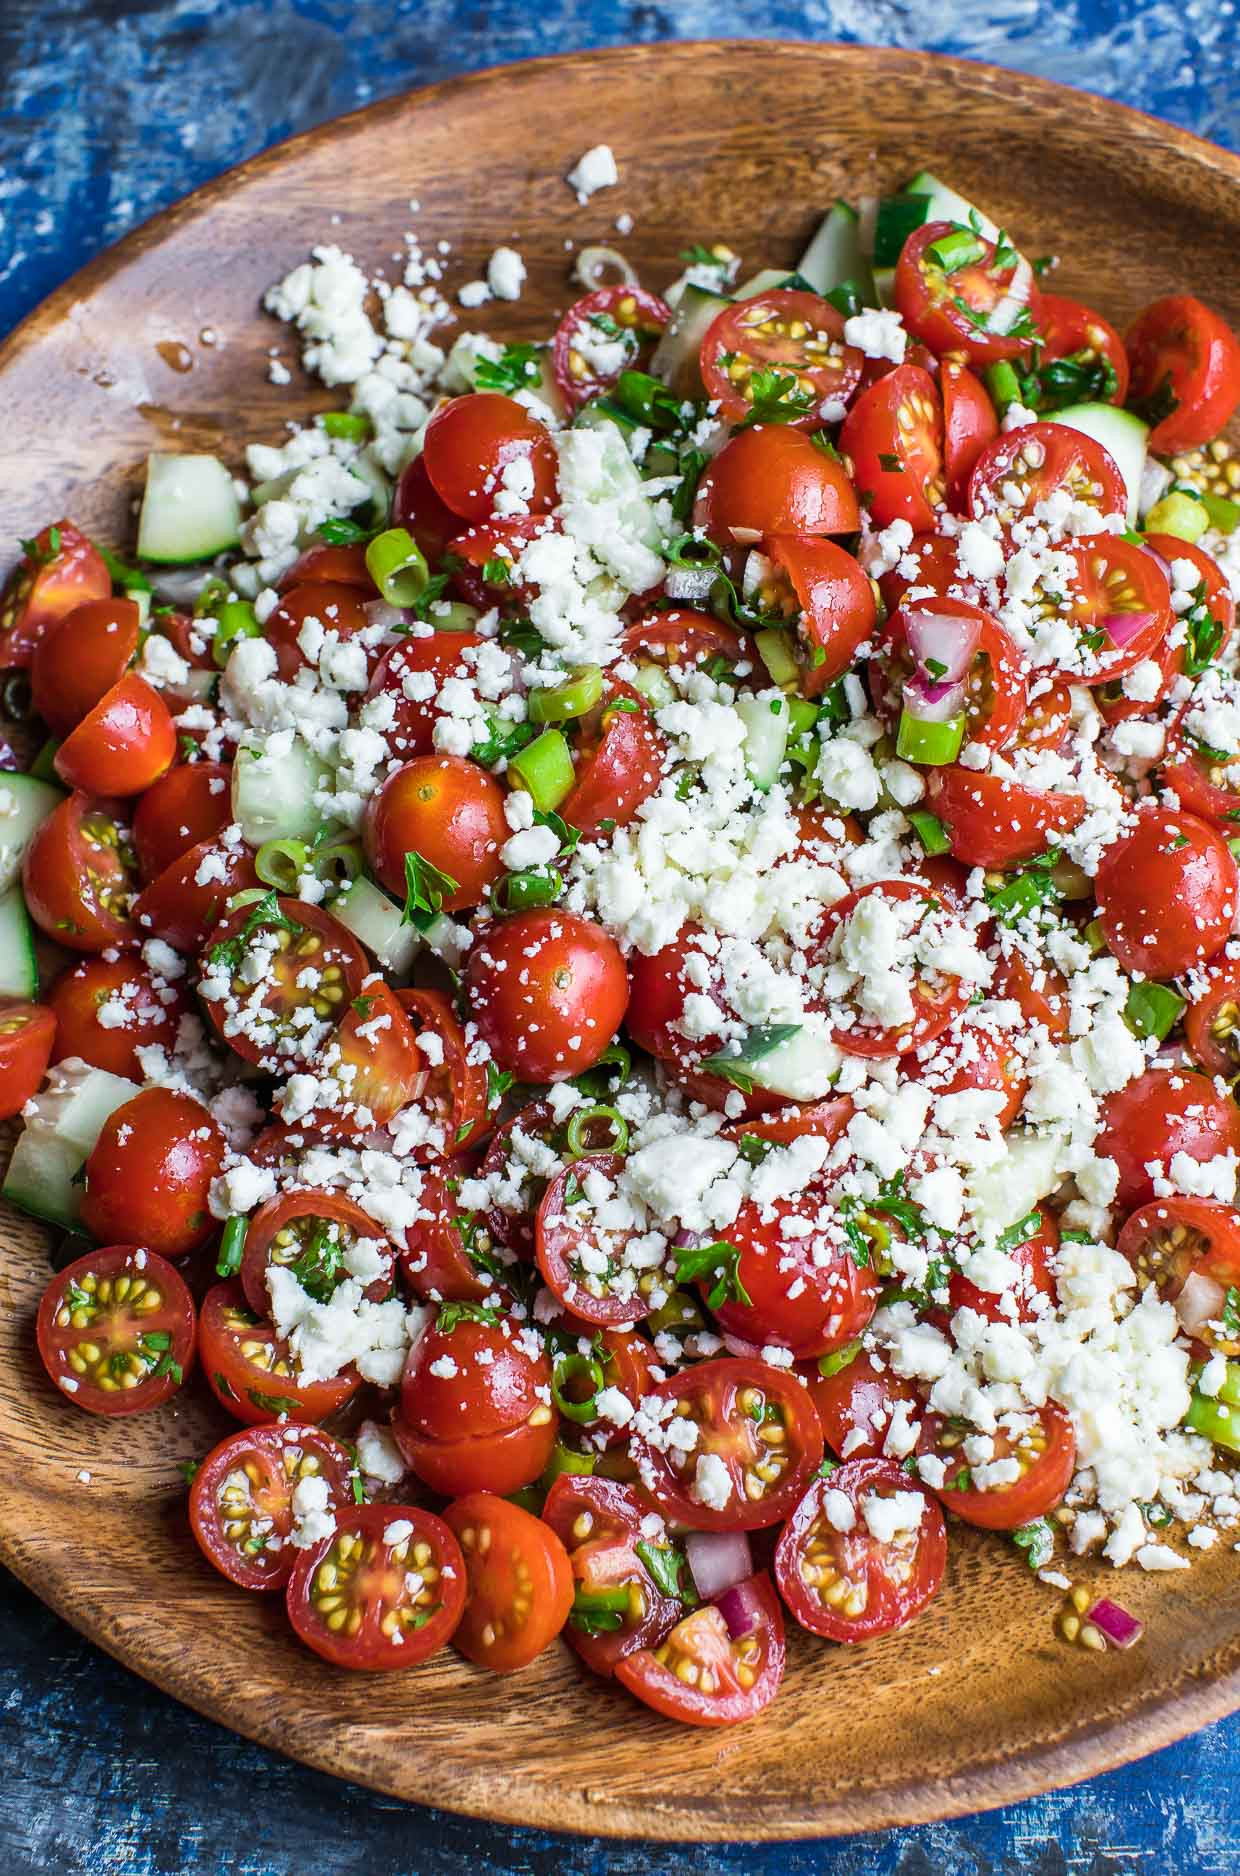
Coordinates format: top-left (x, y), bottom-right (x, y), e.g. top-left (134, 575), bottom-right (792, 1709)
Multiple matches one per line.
top-left (331, 877), bottom-right (421, 977)
top-left (137, 453), bottom-right (242, 565)
top-left (735, 692), bottom-right (790, 792)
top-left (2, 1127), bottom-right (84, 1231)
top-left (0, 771), bottom-right (62, 895)
top-left (0, 888), bottom-right (37, 998)
top-left (1050, 404), bottom-right (1149, 527)
top-left (24, 1059), bottom-right (142, 1158)
top-left (741, 1015), bottom-right (842, 1102)
top-left (797, 200), bottom-right (877, 305)
top-left (649, 283), bottom-right (731, 398)
top-left (231, 737), bottom-right (336, 848)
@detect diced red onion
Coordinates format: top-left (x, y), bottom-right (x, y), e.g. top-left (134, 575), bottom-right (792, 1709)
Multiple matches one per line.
top-left (1175, 1269), bottom-right (1227, 1338)
top-left (575, 245), bottom-right (639, 291)
top-left (987, 256), bottom-right (1034, 336)
top-left (1087, 1598), bottom-right (1144, 1650)
top-left (902, 673), bottom-right (967, 723)
top-left (685, 1530), bottom-right (753, 1601)
top-left (1101, 609), bottom-right (1157, 649)
top-left (903, 606), bottom-right (983, 686)
top-left (671, 1228), bottom-right (703, 1251)
top-left (714, 1573), bottom-right (765, 1640)
top-left (364, 599), bottom-right (414, 635)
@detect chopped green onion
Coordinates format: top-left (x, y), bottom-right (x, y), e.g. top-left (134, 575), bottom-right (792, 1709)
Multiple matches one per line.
top-left (984, 361), bottom-right (1023, 418)
top-left (319, 411), bottom-right (371, 442)
top-left (313, 835), bottom-right (364, 887)
top-left (540, 1441), bottom-right (596, 1490)
top-left (895, 708), bottom-right (966, 765)
top-left (211, 598), bottom-right (260, 669)
top-left (926, 228), bottom-right (986, 273)
top-left (528, 665), bottom-right (604, 724)
top-left (569, 1585), bottom-right (631, 1634)
top-left (255, 837), bottom-right (309, 892)
top-left (629, 662), bottom-right (677, 709)
top-left (908, 809), bottom-right (952, 856)
top-left (365, 527), bottom-right (430, 607)
top-left (491, 865), bottom-right (563, 912)
top-left (787, 696), bottom-right (820, 739)
top-left (507, 728), bottom-right (575, 813)
top-left (564, 1104), bottom-right (629, 1159)
top-left (1123, 980), bottom-right (1185, 1042)
top-left (552, 1351), bottom-right (607, 1424)
top-left (817, 1339), bottom-right (862, 1380)
top-left (1082, 917), bottom-right (1108, 955)
top-left (1185, 1384), bottom-right (1240, 1455)
top-left (754, 628), bottom-right (800, 688)
top-left (215, 1215), bottom-right (248, 1279)
top-left (1203, 492), bottom-right (1240, 535)
top-left (423, 600), bottom-right (482, 633)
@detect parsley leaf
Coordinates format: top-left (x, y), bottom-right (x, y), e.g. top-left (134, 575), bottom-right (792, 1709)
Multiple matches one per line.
top-left (670, 1238), bottom-right (751, 1309)
top-left (206, 892), bottom-right (303, 973)
top-left (287, 1224), bottom-right (346, 1304)
top-left (983, 851), bottom-right (1062, 926)
top-left (474, 343), bottom-right (543, 395)
top-left (402, 850), bottom-right (460, 930)
top-left (738, 366), bottom-right (817, 429)
top-left (435, 1300), bottom-right (501, 1334)
top-left (317, 517), bottom-right (372, 547)
top-left (635, 1539), bottom-right (699, 1607)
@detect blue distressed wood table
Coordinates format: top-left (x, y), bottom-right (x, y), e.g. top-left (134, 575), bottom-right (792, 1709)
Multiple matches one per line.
top-left (2, 4), bottom-right (1240, 1870)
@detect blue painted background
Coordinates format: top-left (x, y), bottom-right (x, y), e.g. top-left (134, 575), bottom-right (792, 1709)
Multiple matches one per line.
top-left (2, 3), bottom-right (1240, 1870)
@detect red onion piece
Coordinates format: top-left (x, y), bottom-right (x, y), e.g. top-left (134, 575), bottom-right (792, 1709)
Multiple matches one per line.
top-left (1174, 1268), bottom-right (1227, 1338)
top-left (902, 673), bottom-right (967, 723)
top-left (1087, 1597), bottom-right (1144, 1650)
top-left (904, 606), bottom-right (983, 685)
top-left (364, 598), bottom-right (415, 635)
top-left (1101, 609), bottom-right (1157, 649)
top-left (685, 1529), bottom-right (753, 1601)
top-left (714, 1573), bottom-right (766, 1640)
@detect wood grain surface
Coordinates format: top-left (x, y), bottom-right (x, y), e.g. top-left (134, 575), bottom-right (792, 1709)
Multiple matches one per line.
top-left (2, 40), bottom-right (1240, 1843)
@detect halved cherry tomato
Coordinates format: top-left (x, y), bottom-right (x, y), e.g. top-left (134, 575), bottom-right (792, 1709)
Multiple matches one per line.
top-left (398, 1157), bottom-right (500, 1302)
top-left (620, 610), bottom-right (745, 671)
top-left (536, 1152), bottom-right (653, 1327)
top-left (562, 702), bottom-right (665, 841)
top-left (895, 222), bottom-right (1042, 366)
top-left (394, 1413), bottom-right (559, 1497)
top-left (990, 947), bottom-right (1070, 1041)
top-left (131, 761), bottom-right (232, 881)
top-left (132, 834), bottom-right (259, 954)
top-left (397, 1308), bottom-right (555, 1484)
top-left (442, 1492), bottom-right (573, 1673)
top-left (925, 765), bottom-right (1086, 870)
top-left (421, 392), bottom-right (558, 521)
top-left (279, 542), bottom-right (377, 592)
top-left (724, 1097), bottom-right (854, 1153)
top-left (700, 289), bottom-right (863, 428)
top-left (950, 1206), bottom-right (1058, 1323)
top-left (878, 530), bottom-right (979, 615)
top-left (29, 597), bottom-right (139, 737)
top-left (1147, 534), bottom-right (1235, 672)
top-left (616, 1572), bottom-right (785, 1727)
top-left (151, 609), bottom-right (213, 674)
top-left (198, 896), bottom-right (368, 1069)
top-left (262, 581), bottom-right (374, 683)
top-left (803, 1348), bottom-right (923, 1462)
top-left (1060, 535), bottom-right (1172, 686)
top-left (1098, 1068), bottom-right (1240, 1213)
top-left (1117, 1197), bottom-right (1240, 1356)
top-left (0, 521), bottom-right (110, 668)
top-left (1011, 676), bottom-right (1073, 754)
top-left (37, 1246), bottom-right (195, 1415)
top-left (702, 1186), bottom-right (880, 1360)
top-left (364, 754), bottom-right (508, 912)
top-left (466, 908), bottom-right (629, 1082)
top-left (1095, 807), bottom-right (1235, 979)
top-left (199, 1281), bottom-right (361, 1425)
top-left (478, 1098), bottom-right (561, 1263)
top-left (1034, 294), bottom-right (1130, 406)
top-left (447, 515), bottom-right (552, 608)
top-left (301, 977), bottom-right (424, 1136)
top-left (0, 1001), bottom-right (55, 1119)
top-left (839, 364), bottom-right (944, 530)
top-left (766, 536), bottom-right (878, 693)
top-left (189, 1423), bottom-right (357, 1590)
top-left (365, 630), bottom-right (483, 760)
top-left (393, 454), bottom-right (462, 563)
top-left (396, 986), bottom-right (491, 1153)
top-left (541, 1473), bottom-right (684, 1677)
top-left (548, 1316), bottom-right (653, 1449)
top-left (1126, 294), bottom-right (1240, 453)
top-left (22, 792), bottom-right (138, 951)
top-left (869, 598), bottom-right (1026, 752)
top-left (967, 422), bottom-right (1126, 533)
top-left (693, 426), bottom-right (861, 540)
top-left (631, 1356), bottom-right (824, 1532)
top-left (54, 673), bottom-right (176, 796)
top-left (80, 1088), bottom-right (225, 1258)
top-left (911, 1017), bottom-right (1030, 1135)
top-left (809, 880), bottom-right (974, 1057)
top-left (241, 1188), bottom-right (395, 1318)
top-left (918, 1402), bottom-right (1075, 1529)
top-left (940, 359), bottom-right (998, 508)
top-left (46, 954), bottom-right (190, 1081)
top-left (1186, 956), bottom-right (1240, 1077)
top-left (775, 1458), bottom-right (946, 1641)
top-left (552, 285), bottom-right (672, 407)
top-left (286, 1502), bottom-right (466, 1670)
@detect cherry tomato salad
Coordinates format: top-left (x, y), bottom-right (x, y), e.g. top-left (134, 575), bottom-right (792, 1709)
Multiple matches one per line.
top-left (4, 160), bottom-right (1240, 1721)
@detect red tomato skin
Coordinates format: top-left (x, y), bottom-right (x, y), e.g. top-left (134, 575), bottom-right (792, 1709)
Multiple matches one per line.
top-left (1095, 808), bottom-right (1236, 979)
top-left (0, 521), bottom-right (111, 668)
top-left (921, 1403), bottom-right (1075, 1530)
top-left (364, 755), bottom-right (509, 912)
top-left (694, 426), bottom-right (860, 540)
top-left (22, 792), bottom-right (137, 952)
top-left (80, 1088), bottom-right (226, 1258)
top-left (131, 762), bottom-right (232, 881)
top-left (189, 1424), bottom-right (357, 1591)
top-left (396, 987), bottom-right (490, 1153)
top-left (394, 1412), bottom-right (558, 1497)
top-left (839, 365), bottom-right (944, 530)
top-left (910, 1020), bottom-right (1030, 1134)
top-left (775, 1459), bottom-right (947, 1642)
top-left (46, 955), bottom-right (190, 1080)
top-left (767, 536), bottom-right (878, 692)
top-left (30, 597), bottom-right (140, 737)
top-left (561, 705), bottom-right (666, 840)
top-left (465, 909), bottom-right (629, 1082)
top-left (1037, 294), bottom-right (1130, 404)
top-left (535, 1153), bottom-right (652, 1328)
top-left (392, 454), bottom-right (462, 564)
top-left (198, 1281), bottom-right (361, 1426)
top-left (1097, 1068), bottom-right (1240, 1213)
top-left (365, 631), bottom-right (483, 760)
top-left (53, 673), bottom-right (176, 796)
top-left (707, 1191), bottom-right (880, 1359)
top-left (967, 423), bottom-right (1126, 532)
top-left (1126, 294), bottom-right (1240, 452)
top-left (615, 1573), bottom-right (786, 1727)
top-left (699, 289), bottom-right (862, 427)
top-left (36, 1245), bottom-right (196, 1416)
top-left (279, 543), bottom-right (377, 592)
top-left (940, 359), bottom-right (999, 508)
top-left (401, 1314), bottom-right (552, 1443)
top-left (0, 1001), bottom-right (56, 1118)
top-left (398, 1159), bottom-right (493, 1302)
top-left (552, 285), bottom-right (672, 407)
top-left (810, 880), bottom-right (972, 1058)
top-left (262, 581), bottom-right (373, 683)
top-left (895, 223), bottom-right (1042, 366)
top-left (422, 392), bottom-right (558, 521)
top-left (442, 1492), bottom-right (574, 1673)
top-left (285, 1503), bottom-right (467, 1671)
top-left (542, 1473), bottom-right (683, 1677)
top-left (990, 949), bottom-right (1070, 1041)
top-left (804, 1349), bottom-right (923, 1461)
top-left (132, 835), bottom-right (259, 955)
top-left (925, 766), bottom-right (1086, 871)
top-left (948, 1207), bottom-right (1058, 1322)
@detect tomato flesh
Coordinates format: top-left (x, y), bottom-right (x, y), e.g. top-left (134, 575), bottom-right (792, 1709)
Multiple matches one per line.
top-left (0, 1000), bottom-right (55, 1119)
top-left (37, 1246), bottom-right (195, 1416)
top-left (775, 1458), bottom-right (946, 1642)
top-left (615, 1573), bottom-right (785, 1727)
top-left (189, 1424), bottom-right (357, 1591)
top-left (442, 1492), bottom-right (574, 1672)
top-left (285, 1503), bottom-right (466, 1670)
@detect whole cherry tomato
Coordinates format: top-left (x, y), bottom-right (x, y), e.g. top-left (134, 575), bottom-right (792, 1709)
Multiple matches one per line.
top-left (80, 1087), bottom-right (226, 1258)
top-left (466, 908), bottom-right (629, 1081)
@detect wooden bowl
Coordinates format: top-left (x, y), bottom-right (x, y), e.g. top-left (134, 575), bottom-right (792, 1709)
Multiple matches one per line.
top-left (2, 40), bottom-right (1239, 1842)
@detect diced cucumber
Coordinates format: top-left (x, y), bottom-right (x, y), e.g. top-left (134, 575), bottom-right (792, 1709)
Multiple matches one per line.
top-left (2, 1127), bottom-right (84, 1231)
top-left (137, 454), bottom-right (242, 564)
top-left (797, 201), bottom-right (877, 305)
top-left (331, 876), bottom-right (421, 977)
top-left (649, 283), bottom-right (732, 398)
top-left (902, 171), bottom-right (1000, 244)
top-left (25, 1060), bottom-right (142, 1158)
top-left (0, 771), bottom-right (62, 895)
top-left (1050, 404), bottom-right (1148, 527)
top-left (743, 1015), bottom-right (842, 1102)
top-left (735, 692), bottom-right (790, 792)
top-left (0, 888), bottom-right (37, 997)
top-left (231, 737), bottom-right (335, 848)
top-left (967, 1130), bottom-right (1067, 1242)
top-left (733, 268), bottom-right (792, 301)
top-left (868, 173), bottom-right (1000, 306)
